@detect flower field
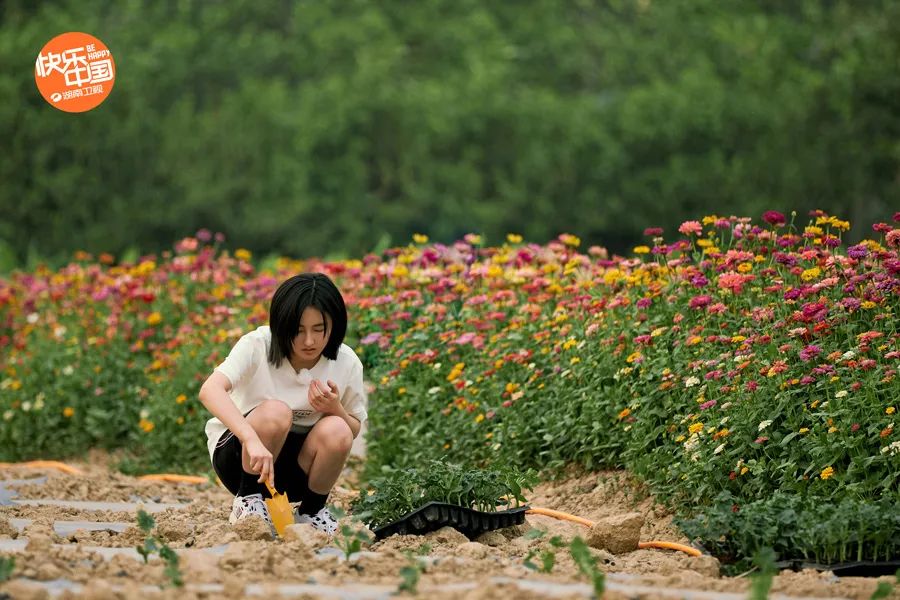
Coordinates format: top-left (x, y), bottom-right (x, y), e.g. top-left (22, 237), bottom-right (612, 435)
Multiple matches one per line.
top-left (1, 212), bottom-right (898, 568)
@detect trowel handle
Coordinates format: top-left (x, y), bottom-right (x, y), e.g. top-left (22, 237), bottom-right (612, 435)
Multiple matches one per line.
top-left (265, 480), bottom-right (278, 496)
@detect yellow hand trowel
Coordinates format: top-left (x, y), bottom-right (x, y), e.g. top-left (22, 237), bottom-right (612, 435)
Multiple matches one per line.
top-left (264, 481), bottom-right (293, 538)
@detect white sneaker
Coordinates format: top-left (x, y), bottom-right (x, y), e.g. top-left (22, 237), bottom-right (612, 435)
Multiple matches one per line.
top-left (293, 506), bottom-right (338, 535)
top-left (229, 493), bottom-right (275, 534)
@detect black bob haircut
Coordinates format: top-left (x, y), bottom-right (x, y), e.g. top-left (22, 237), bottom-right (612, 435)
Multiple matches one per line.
top-left (268, 272), bottom-right (347, 368)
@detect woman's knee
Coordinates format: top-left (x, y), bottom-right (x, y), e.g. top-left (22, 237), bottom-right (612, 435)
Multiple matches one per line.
top-left (313, 416), bottom-right (353, 453)
top-left (249, 400), bottom-right (293, 434)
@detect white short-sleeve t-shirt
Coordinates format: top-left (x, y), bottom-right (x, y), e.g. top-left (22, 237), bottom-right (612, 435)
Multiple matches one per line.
top-left (204, 325), bottom-right (369, 461)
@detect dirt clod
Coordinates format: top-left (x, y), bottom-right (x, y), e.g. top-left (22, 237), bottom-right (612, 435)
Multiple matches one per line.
top-left (283, 522), bottom-right (328, 549)
top-left (231, 516), bottom-right (272, 541)
top-left (587, 511), bottom-right (644, 554)
top-left (424, 526), bottom-right (469, 547)
top-left (474, 531), bottom-right (506, 547)
top-left (0, 579), bottom-right (50, 600)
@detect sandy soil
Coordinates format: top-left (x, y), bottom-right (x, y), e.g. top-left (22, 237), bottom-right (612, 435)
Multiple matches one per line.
top-left (0, 452), bottom-right (896, 599)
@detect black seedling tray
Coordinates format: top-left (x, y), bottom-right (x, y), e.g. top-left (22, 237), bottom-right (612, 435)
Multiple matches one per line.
top-left (773, 559), bottom-right (900, 578)
top-left (372, 502), bottom-right (529, 540)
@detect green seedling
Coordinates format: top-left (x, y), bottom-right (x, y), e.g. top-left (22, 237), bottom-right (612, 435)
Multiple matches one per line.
top-left (350, 460), bottom-right (538, 531)
top-left (869, 571), bottom-right (900, 600)
top-left (135, 509), bottom-right (158, 564)
top-left (134, 509), bottom-right (183, 588)
top-left (0, 556), bottom-right (14, 582)
top-left (569, 536), bottom-right (605, 598)
top-left (159, 546), bottom-right (183, 588)
top-left (749, 547), bottom-right (776, 600)
top-left (330, 505), bottom-right (375, 561)
top-left (396, 549), bottom-right (426, 595)
top-left (870, 582), bottom-right (893, 600)
top-left (524, 532), bottom-right (565, 573)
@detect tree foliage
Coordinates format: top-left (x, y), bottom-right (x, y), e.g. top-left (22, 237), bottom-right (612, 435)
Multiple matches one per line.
top-left (1, 0), bottom-right (897, 266)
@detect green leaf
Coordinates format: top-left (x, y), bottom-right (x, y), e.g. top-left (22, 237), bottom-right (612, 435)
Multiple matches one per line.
top-left (540, 550), bottom-right (556, 573)
top-left (137, 509), bottom-right (156, 532)
top-left (0, 556), bottom-right (14, 582)
top-left (779, 432), bottom-right (799, 446)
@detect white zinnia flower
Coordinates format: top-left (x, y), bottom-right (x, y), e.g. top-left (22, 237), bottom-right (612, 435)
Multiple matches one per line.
top-left (835, 390), bottom-right (848, 398)
top-left (685, 376), bottom-right (701, 388)
top-left (714, 443), bottom-right (726, 455)
top-left (758, 420), bottom-right (773, 432)
top-left (881, 441), bottom-right (900, 456)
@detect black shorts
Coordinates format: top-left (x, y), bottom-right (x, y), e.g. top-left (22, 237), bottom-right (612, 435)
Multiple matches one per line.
top-left (212, 411), bottom-right (311, 502)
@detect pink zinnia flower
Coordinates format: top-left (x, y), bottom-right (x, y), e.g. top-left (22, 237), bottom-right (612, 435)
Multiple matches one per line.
top-left (679, 221), bottom-right (703, 236)
top-left (644, 227), bottom-right (664, 236)
top-left (718, 272), bottom-right (754, 294)
top-left (707, 303), bottom-right (727, 314)
top-left (886, 229), bottom-right (900, 248)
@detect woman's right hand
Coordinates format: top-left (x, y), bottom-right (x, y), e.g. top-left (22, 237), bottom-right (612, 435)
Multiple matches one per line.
top-left (244, 436), bottom-right (274, 487)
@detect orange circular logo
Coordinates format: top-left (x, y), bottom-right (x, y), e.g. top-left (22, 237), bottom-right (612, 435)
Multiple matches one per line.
top-left (35, 32), bottom-right (115, 113)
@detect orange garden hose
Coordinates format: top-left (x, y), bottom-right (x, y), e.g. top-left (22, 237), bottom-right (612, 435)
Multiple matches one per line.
top-left (527, 507), bottom-right (702, 557)
top-left (0, 460), bottom-right (84, 475)
top-left (0, 462), bottom-right (699, 557)
top-left (137, 474), bottom-right (209, 484)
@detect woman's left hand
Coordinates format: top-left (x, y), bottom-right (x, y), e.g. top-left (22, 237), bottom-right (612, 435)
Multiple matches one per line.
top-left (309, 379), bottom-right (341, 414)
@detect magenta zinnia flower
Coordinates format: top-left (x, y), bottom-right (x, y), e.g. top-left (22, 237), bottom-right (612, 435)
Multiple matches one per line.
top-left (800, 301), bottom-right (828, 321)
top-left (689, 295), bottom-right (712, 309)
top-left (841, 297), bottom-right (861, 311)
top-left (762, 211), bottom-right (786, 226)
top-left (799, 344), bottom-right (821, 362)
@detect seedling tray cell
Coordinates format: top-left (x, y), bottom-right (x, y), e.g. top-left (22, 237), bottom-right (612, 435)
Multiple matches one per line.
top-left (372, 502), bottom-right (529, 540)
